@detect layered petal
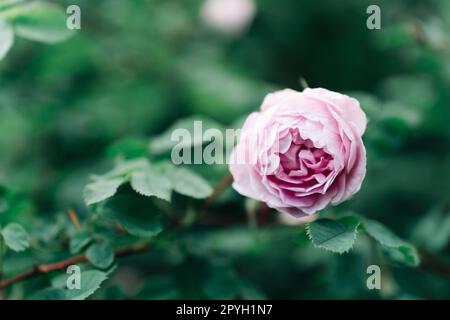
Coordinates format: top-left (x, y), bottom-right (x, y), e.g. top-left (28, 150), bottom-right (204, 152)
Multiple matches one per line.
top-left (229, 87), bottom-right (367, 216)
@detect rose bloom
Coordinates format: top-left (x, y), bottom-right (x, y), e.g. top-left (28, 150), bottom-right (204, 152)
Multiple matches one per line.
top-left (229, 88), bottom-right (367, 217)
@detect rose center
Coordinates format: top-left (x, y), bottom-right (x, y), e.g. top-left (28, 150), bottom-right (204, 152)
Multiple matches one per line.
top-left (278, 136), bottom-right (333, 181)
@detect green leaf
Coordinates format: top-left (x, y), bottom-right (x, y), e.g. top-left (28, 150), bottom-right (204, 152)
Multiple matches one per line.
top-left (130, 166), bottom-right (172, 201)
top-left (0, 18), bottom-right (14, 60)
top-left (115, 213), bottom-right (163, 238)
top-left (86, 242), bottom-right (115, 269)
top-left (306, 216), bottom-right (360, 254)
top-left (84, 159), bottom-right (161, 205)
top-left (168, 167), bottom-right (213, 199)
top-left (2, 1), bottom-right (73, 43)
top-left (64, 270), bottom-right (109, 300)
top-left (1, 223), bottom-right (29, 252)
top-left (33, 215), bottom-right (68, 244)
top-left (104, 158), bottom-right (149, 179)
top-left (387, 244), bottom-right (420, 267)
top-left (362, 218), bottom-right (404, 248)
top-left (69, 229), bottom-right (92, 254)
top-left (83, 177), bottom-right (125, 206)
top-left (101, 193), bottom-right (164, 239)
top-left (362, 219), bottom-right (420, 267)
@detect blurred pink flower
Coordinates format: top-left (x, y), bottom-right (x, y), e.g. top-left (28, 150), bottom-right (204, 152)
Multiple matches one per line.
top-left (200, 0), bottom-right (256, 35)
top-left (229, 88), bottom-right (367, 217)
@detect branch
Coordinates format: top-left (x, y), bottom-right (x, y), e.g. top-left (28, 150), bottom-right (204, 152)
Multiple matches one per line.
top-left (0, 242), bottom-right (150, 290)
top-left (66, 208), bottom-right (81, 229)
top-left (203, 174), bottom-right (233, 209)
top-left (418, 248), bottom-right (450, 278)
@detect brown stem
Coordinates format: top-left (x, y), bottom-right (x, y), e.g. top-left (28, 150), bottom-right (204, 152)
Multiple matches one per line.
top-left (418, 248), bottom-right (450, 278)
top-left (67, 208), bottom-right (81, 229)
top-left (203, 175), bottom-right (233, 209)
top-left (0, 242), bottom-right (150, 290)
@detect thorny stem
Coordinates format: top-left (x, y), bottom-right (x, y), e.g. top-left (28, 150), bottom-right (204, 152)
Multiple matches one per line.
top-left (0, 241), bottom-right (150, 290)
top-left (1, 224), bottom-right (450, 291)
top-left (0, 176), bottom-right (236, 291)
top-left (2, 172), bottom-right (450, 292)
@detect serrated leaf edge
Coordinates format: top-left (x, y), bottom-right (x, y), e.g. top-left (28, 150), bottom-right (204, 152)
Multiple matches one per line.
top-left (306, 218), bottom-right (360, 254)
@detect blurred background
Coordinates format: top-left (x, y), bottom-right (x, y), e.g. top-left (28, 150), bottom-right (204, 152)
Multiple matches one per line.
top-left (1, 0), bottom-right (450, 299)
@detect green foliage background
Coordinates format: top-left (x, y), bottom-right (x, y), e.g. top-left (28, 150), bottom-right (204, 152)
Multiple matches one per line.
top-left (1, 0), bottom-right (450, 300)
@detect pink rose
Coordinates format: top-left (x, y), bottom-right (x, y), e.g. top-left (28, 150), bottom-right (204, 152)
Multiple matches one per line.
top-left (229, 88), bottom-right (367, 217)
